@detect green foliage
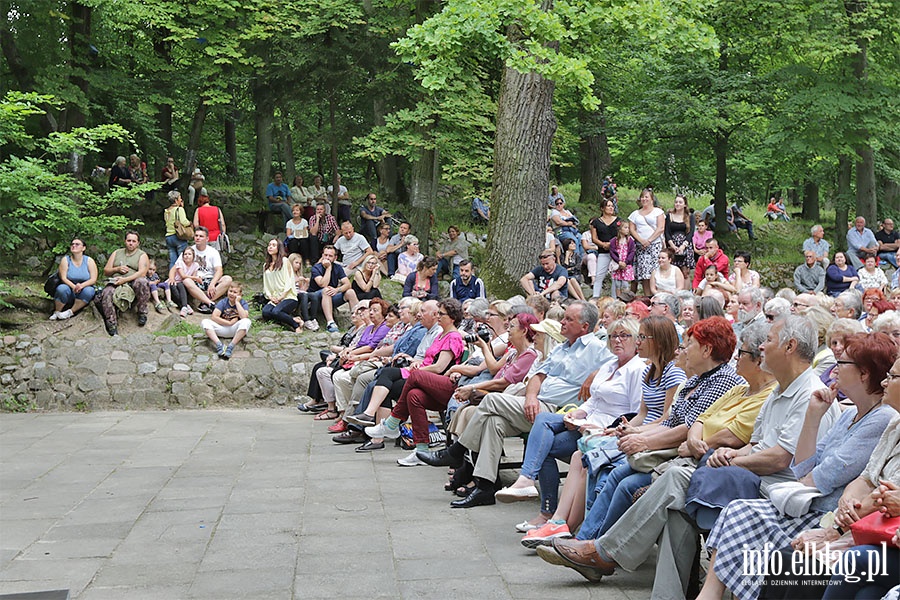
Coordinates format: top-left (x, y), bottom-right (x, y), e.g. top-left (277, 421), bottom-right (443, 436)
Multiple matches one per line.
top-left (1, 394), bottom-right (33, 413)
top-left (0, 93), bottom-right (145, 259)
top-left (153, 320), bottom-right (203, 337)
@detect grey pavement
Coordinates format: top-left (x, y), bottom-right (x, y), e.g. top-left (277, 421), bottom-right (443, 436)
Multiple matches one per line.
top-left (0, 410), bottom-right (657, 599)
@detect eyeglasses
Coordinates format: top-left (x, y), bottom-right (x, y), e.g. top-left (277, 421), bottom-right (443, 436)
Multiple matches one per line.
top-left (792, 302), bottom-right (809, 309)
top-left (487, 312), bottom-right (501, 318)
top-left (610, 333), bottom-right (633, 340)
top-left (835, 360), bottom-right (856, 367)
top-left (737, 349), bottom-right (756, 358)
top-left (650, 301), bottom-right (665, 307)
top-left (555, 201), bottom-right (564, 205)
top-left (765, 314), bottom-right (775, 321)
top-left (677, 345), bottom-right (686, 351)
top-left (437, 310), bottom-right (448, 316)
top-left (637, 334), bottom-right (654, 341)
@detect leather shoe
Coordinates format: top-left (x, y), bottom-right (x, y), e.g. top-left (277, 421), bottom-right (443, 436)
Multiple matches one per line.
top-left (417, 448), bottom-right (463, 469)
top-left (332, 430), bottom-right (366, 444)
top-left (137, 313), bottom-right (148, 326)
top-left (535, 538), bottom-right (615, 582)
top-left (450, 486), bottom-right (495, 508)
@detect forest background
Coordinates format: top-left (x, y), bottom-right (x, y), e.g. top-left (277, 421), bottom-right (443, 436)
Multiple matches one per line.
top-left (1, 0), bottom-right (899, 295)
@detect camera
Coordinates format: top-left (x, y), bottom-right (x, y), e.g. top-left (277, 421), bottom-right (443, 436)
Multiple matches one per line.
top-left (463, 325), bottom-right (492, 344)
top-left (393, 356), bottom-right (411, 368)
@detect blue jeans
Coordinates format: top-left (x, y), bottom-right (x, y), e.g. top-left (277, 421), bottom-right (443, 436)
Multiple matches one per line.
top-left (387, 251), bottom-right (400, 276)
top-left (520, 412), bottom-right (580, 515)
top-left (261, 298), bottom-right (299, 330)
top-left (584, 457), bottom-right (626, 511)
top-left (878, 251), bottom-right (898, 268)
top-left (166, 234), bottom-right (187, 272)
top-left (822, 545), bottom-right (899, 599)
top-left (55, 283), bottom-right (95, 308)
top-left (269, 201), bottom-right (292, 222)
top-left (576, 463), bottom-right (651, 540)
top-left (298, 292), bottom-right (320, 321)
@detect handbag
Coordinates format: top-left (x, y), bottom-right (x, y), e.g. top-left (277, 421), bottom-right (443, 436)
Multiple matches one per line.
top-left (627, 447), bottom-right (680, 473)
top-left (219, 232), bottom-right (231, 253)
top-left (850, 511), bottom-right (900, 547)
top-left (173, 207), bottom-right (194, 241)
top-left (44, 273), bottom-right (61, 297)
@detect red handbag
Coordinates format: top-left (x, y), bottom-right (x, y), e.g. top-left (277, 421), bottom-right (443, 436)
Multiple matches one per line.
top-left (850, 511), bottom-right (900, 547)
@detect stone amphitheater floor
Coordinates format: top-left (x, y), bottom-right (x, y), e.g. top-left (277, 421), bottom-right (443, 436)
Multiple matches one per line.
top-left (0, 409), bottom-right (660, 599)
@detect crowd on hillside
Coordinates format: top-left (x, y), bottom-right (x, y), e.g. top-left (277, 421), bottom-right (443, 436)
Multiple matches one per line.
top-left (48, 166), bottom-right (900, 597)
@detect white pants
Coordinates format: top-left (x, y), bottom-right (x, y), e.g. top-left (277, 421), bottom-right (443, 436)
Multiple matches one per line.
top-left (201, 318), bottom-right (251, 337)
top-left (593, 253), bottom-right (612, 298)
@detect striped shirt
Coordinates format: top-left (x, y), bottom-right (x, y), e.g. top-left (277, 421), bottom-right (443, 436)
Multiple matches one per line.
top-left (641, 361), bottom-right (686, 424)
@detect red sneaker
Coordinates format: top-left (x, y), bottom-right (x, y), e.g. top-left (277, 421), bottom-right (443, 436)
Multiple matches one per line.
top-left (328, 420), bottom-right (348, 434)
top-left (521, 521), bottom-right (572, 549)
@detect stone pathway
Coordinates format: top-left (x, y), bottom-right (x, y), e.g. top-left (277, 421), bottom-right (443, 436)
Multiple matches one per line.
top-left (0, 410), bottom-right (657, 599)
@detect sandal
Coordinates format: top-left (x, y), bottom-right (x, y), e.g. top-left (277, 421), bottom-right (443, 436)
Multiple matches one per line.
top-left (314, 410), bottom-right (339, 421)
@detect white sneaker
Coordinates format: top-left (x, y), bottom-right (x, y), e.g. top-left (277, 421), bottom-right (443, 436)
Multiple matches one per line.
top-left (364, 420), bottom-right (401, 440)
top-left (397, 451), bottom-right (425, 467)
top-left (305, 320), bottom-right (319, 331)
top-left (57, 309), bottom-right (74, 320)
top-left (49, 312), bottom-right (60, 320)
top-left (180, 306), bottom-right (189, 318)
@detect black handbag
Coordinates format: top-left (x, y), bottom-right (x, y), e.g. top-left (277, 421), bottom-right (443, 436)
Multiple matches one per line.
top-left (44, 273), bottom-right (61, 297)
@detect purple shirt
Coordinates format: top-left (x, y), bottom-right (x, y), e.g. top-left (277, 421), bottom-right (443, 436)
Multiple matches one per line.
top-left (357, 321), bottom-right (390, 349)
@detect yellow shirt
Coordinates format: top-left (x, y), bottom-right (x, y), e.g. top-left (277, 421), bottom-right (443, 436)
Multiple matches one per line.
top-left (263, 260), bottom-right (297, 301)
top-left (697, 382), bottom-right (776, 443)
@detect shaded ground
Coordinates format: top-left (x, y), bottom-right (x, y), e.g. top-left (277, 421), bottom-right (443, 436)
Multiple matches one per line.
top-left (0, 410), bottom-right (659, 599)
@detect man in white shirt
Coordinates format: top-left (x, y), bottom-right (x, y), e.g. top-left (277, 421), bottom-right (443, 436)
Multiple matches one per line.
top-left (183, 227), bottom-right (233, 313)
top-left (334, 222), bottom-right (375, 275)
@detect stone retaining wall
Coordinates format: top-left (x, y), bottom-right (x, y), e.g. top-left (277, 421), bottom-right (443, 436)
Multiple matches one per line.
top-left (0, 329), bottom-right (333, 412)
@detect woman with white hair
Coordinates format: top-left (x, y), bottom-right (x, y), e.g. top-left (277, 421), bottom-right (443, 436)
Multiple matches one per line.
top-left (108, 156), bottom-right (132, 188)
top-left (872, 310), bottom-right (900, 345)
top-left (391, 235), bottom-right (423, 282)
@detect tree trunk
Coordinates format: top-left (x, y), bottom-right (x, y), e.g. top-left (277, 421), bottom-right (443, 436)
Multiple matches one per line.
top-left (61, 1), bottom-right (91, 176)
top-left (0, 4), bottom-right (56, 133)
top-left (251, 82), bottom-right (274, 205)
top-left (802, 181), bottom-right (819, 221)
top-left (855, 145), bottom-right (876, 223)
top-left (283, 121), bottom-right (296, 185)
top-left (483, 60), bottom-right (557, 297)
top-left (712, 130), bottom-right (728, 236)
top-left (224, 106), bottom-right (238, 180)
top-left (152, 30), bottom-right (173, 153)
top-left (409, 146), bottom-right (438, 254)
top-left (373, 97), bottom-right (401, 202)
top-left (329, 93), bottom-right (341, 218)
top-left (835, 155), bottom-right (853, 252)
top-left (181, 98), bottom-right (208, 191)
top-left (578, 131), bottom-right (607, 207)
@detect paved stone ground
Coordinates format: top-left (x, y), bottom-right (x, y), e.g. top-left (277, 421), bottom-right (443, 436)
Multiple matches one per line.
top-left (0, 410), bottom-right (659, 599)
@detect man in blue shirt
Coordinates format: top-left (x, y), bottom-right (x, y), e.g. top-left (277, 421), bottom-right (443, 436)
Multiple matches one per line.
top-left (521, 250), bottom-right (568, 301)
top-left (846, 216), bottom-right (878, 269)
top-left (416, 301), bottom-right (612, 508)
top-left (450, 260), bottom-right (486, 302)
top-left (265, 171), bottom-right (293, 222)
top-left (308, 246), bottom-right (358, 333)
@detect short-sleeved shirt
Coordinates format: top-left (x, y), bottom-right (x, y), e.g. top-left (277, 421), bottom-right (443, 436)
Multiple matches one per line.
top-left (497, 347), bottom-right (539, 385)
top-left (590, 217), bottom-right (620, 254)
top-left (664, 362), bottom-right (745, 429)
top-left (334, 233), bottom-right (371, 267)
top-left (266, 182), bottom-right (291, 200)
top-left (629, 208), bottom-right (664, 240)
top-left (192, 245), bottom-right (223, 281)
top-left (285, 218), bottom-right (309, 239)
top-left (535, 334), bottom-right (613, 407)
top-left (440, 237), bottom-right (469, 265)
top-left (696, 382), bottom-right (775, 443)
top-left (530, 264), bottom-right (568, 297)
top-left (308, 262), bottom-right (347, 292)
top-left (803, 237), bottom-right (830, 258)
top-left (641, 361), bottom-right (686, 424)
top-left (400, 331), bottom-right (465, 378)
top-left (214, 298), bottom-right (249, 321)
top-left (875, 229), bottom-right (900, 249)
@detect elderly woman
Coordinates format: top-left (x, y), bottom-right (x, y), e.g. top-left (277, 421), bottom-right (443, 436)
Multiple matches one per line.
top-left (820, 318), bottom-right (867, 401)
top-left (569, 317), bottom-right (743, 543)
top-left (403, 256), bottom-right (439, 301)
top-left (49, 238), bottom-right (98, 320)
top-left (858, 255), bottom-right (888, 292)
top-left (866, 299), bottom-right (896, 331)
top-left (521, 317), bottom-right (684, 540)
top-left (163, 190), bottom-right (192, 271)
top-left (873, 310), bottom-right (900, 344)
top-left (108, 156), bottom-right (132, 188)
top-left (696, 332), bottom-right (898, 600)
top-left (393, 235), bottom-right (424, 281)
top-left (496, 318), bottom-right (645, 508)
top-left (804, 305), bottom-right (837, 376)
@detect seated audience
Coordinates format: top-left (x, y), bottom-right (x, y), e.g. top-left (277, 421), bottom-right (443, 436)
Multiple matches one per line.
top-left (803, 225), bottom-right (831, 268)
top-left (730, 203), bottom-right (756, 240)
top-left (403, 257), bottom-right (439, 301)
top-left (358, 192), bottom-right (390, 246)
top-left (794, 250), bottom-right (826, 293)
top-left (261, 239), bottom-right (299, 332)
top-left (765, 197), bottom-right (789, 221)
top-left (98, 230), bottom-right (150, 336)
top-left (146, 260), bottom-right (174, 313)
top-left (847, 216), bottom-right (878, 269)
top-left (50, 237), bottom-right (98, 321)
top-left (448, 259), bottom-right (485, 303)
top-left (825, 251), bottom-right (859, 296)
top-left (876, 217), bottom-right (900, 268)
top-left (384, 221), bottom-right (412, 276)
top-left (560, 238), bottom-right (586, 301)
top-left (650, 248), bottom-right (684, 294)
top-left (471, 196), bottom-right (490, 223)
top-left (170, 247), bottom-right (200, 317)
top-left (373, 222), bottom-right (392, 274)
top-left (288, 253), bottom-right (318, 330)
top-left (108, 156), bottom-right (133, 188)
top-left (308, 245), bottom-right (359, 334)
top-left (352, 254), bottom-right (383, 301)
top-left (858, 255), bottom-right (888, 292)
top-left (692, 239), bottom-right (729, 289)
top-left (392, 235), bottom-right (423, 282)
top-left (436, 226), bottom-right (469, 279)
top-left (308, 203), bottom-right (339, 263)
top-left (334, 221), bottom-right (374, 275)
top-left (201, 282), bottom-right (251, 360)
top-left (182, 227), bottom-right (233, 314)
top-left (284, 204), bottom-right (310, 261)
top-left (729, 251), bottom-right (760, 291)
top-left (160, 156), bottom-right (179, 192)
top-left (265, 171), bottom-right (293, 222)
top-left (831, 290), bottom-right (863, 320)
top-left (521, 249), bottom-right (569, 302)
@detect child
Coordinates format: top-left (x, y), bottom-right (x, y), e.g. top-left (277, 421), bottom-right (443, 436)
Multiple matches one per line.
top-left (609, 220), bottom-right (635, 300)
top-left (288, 252), bottom-right (319, 331)
top-left (200, 282), bottom-right (251, 360)
top-left (147, 261), bottom-right (175, 313)
top-left (696, 263), bottom-right (734, 301)
top-left (560, 238), bottom-right (585, 301)
top-left (285, 204), bottom-right (310, 261)
top-left (170, 247), bottom-right (201, 317)
top-left (692, 219), bottom-right (712, 257)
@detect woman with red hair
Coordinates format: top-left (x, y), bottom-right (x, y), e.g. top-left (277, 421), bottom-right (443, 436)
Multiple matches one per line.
top-left (192, 194), bottom-right (226, 251)
top-left (563, 316), bottom-right (744, 542)
top-left (625, 300), bottom-right (650, 321)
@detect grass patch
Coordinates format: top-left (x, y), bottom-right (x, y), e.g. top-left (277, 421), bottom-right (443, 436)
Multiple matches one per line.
top-left (1, 394), bottom-right (33, 413)
top-left (154, 320), bottom-right (203, 337)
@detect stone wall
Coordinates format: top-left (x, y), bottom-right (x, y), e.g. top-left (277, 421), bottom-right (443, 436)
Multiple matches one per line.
top-left (0, 328), bottom-right (334, 412)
